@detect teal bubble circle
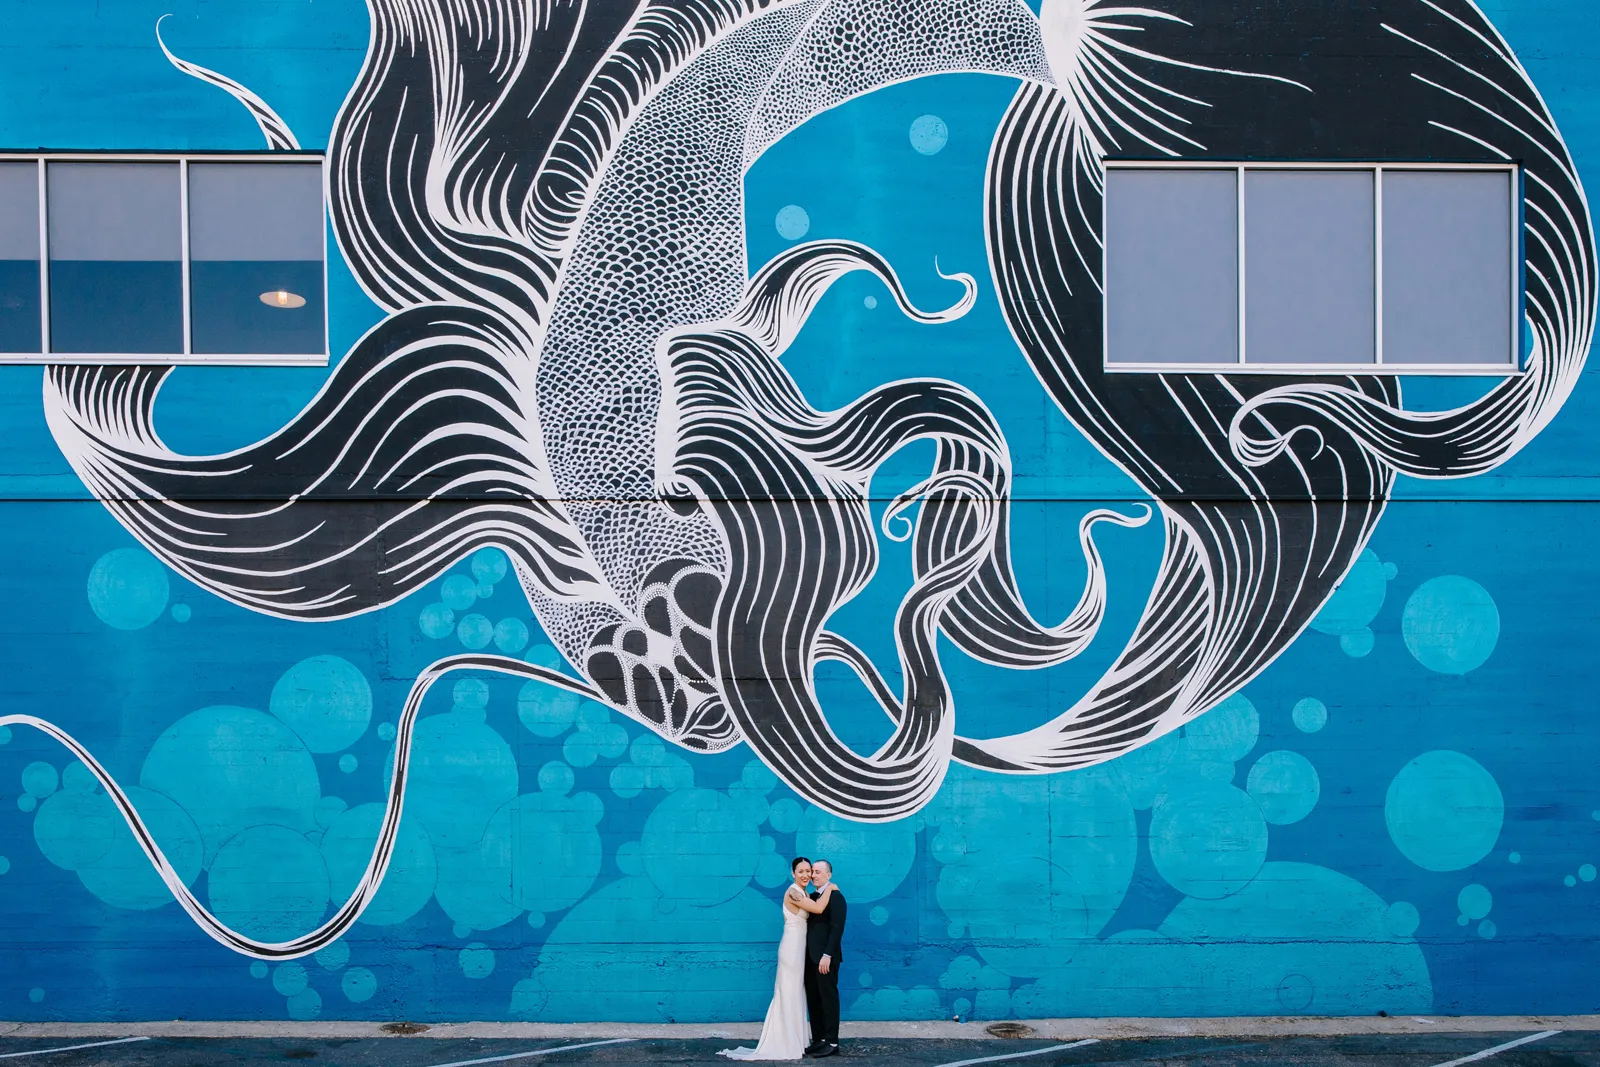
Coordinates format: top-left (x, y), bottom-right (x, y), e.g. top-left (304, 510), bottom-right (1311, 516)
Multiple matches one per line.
top-left (171, 603), bottom-right (191, 623)
top-left (87, 547), bottom-right (170, 630)
top-left (62, 762), bottom-right (95, 793)
top-left (1186, 695), bottom-right (1259, 763)
top-left (610, 763), bottom-right (645, 798)
top-left (270, 656), bottom-right (372, 754)
top-left (753, 851), bottom-right (790, 888)
top-left (864, 295), bottom-right (878, 309)
top-left (795, 806), bottom-right (915, 903)
top-left (527, 911), bottom-right (545, 929)
top-left (1340, 630), bottom-right (1376, 658)
top-left (315, 941), bottom-right (349, 971)
top-left (22, 762), bottom-right (57, 799)
top-left (460, 942), bottom-right (496, 979)
top-left (768, 798), bottom-right (802, 834)
top-left (338, 754), bottom-right (357, 774)
top-left (0, 857), bottom-right (8, 875)
top-left (493, 618), bottom-right (530, 655)
top-left (342, 967), bottom-right (376, 1002)
top-left (775, 205), bottom-right (810, 241)
top-left (1582, 864), bottom-right (1597, 882)
top-left (27, 988), bottom-right (42, 1003)
top-left (406, 713), bottom-right (519, 848)
top-left (1509, 851), bottom-right (1521, 864)
top-left (207, 825), bottom-right (330, 941)
top-left (538, 761), bottom-right (575, 796)
top-left (453, 679), bottom-right (490, 709)
top-left (1566, 874), bottom-right (1578, 887)
top-left (1386, 901), bottom-right (1420, 937)
top-left (441, 574), bottom-right (478, 611)
top-left (1478, 919), bottom-right (1497, 939)
top-left (742, 761), bottom-right (778, 795)
top-left (1402, 576), bottom-right (1500, 674)
top-left (273, 962), bottom-right (309, 996)
top-left (286, 988), bottom-right (322, 1020)
top-left (471, 548), bottom-right (509, 585)
top-left (250, 961), bottom-right (268, 979)
top-left (34, 788), bottom-right (118, 870)
top-left (642, 789), bottom-right (758, 905)
top-left (617, 841), bottom-right (644, 876)
top-left (321, 802), bottom-right (437, 926)
top-left (377, 722), bottom-right (396, 742)
top-left (1311, 548), bottom-right (1397, 636)
top-left (518, 684), bottom-right (580, 738)
top-left (16, 795), bottom-right (34, 813)
top-left (1291, 698), bottom-right (1328, 734)
top-left (1149, 784), bottom-right (1268, 899)
top-left (141, 706), bottom-right (321, 863)
top-left (1385, 751), bottom-right (1504, 872)
top-left (1246, 751), bottom-right (1320, 825)
top-left (77, 786), bottom-right (203, 911)
top-left (1457, 883), bottom-right (1492, 920)
top-left (909, 114), bottom-right (949, 155)
top-left (418, 603), bottom-right (455, 638)
top-left (457, 613), bottom-right (494, 650)
top-left (870, 906), bottom-right (888, 926)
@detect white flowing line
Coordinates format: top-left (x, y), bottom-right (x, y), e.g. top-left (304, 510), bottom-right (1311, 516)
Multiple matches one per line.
top-left (426, 1037), bottom-right (636, 1067)
top-left (0, 1037), bottom-right (151, 1059)
top-left (936, 1038), bottom-right (1101, 1067)
top-left (1428, 1030), bottom-right (1562, 1067)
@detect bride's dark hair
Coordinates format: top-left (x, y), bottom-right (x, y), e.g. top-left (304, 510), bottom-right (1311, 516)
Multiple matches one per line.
top-left (790, 857), bottom-right (811, 872)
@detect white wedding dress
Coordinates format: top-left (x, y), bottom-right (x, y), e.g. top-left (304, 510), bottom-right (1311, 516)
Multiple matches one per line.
top-left (719, 897), bottom-right (809, 1060)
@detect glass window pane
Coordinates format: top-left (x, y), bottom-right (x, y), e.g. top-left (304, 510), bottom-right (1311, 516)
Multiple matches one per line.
top-left (1244, 170), bottom-right (1374, 364)
top-left (188, 163), bottom-right (324, 355)
top-left (1105, 169), bottom-right (1238, 365)
top-left (47, 162), bottom-right (182, 354)
top-left (1381, 170), bottom-right (1513, 366)
top-left (0, 162), bottom-right (40, 353)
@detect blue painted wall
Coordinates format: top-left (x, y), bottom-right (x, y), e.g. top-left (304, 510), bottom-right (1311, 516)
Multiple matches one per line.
top-left (0, 0), bottom-right (1596, 1022)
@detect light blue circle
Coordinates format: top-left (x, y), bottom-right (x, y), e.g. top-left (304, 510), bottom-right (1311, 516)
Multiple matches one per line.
top-left (27, 988), bottom-right (42, 1004)
top-left (1457, 883), bottom-right (1493, 920)
top-left (870, 906), bottom-right (888, 926)
top-left (527, 911), bottom-right (545, 929)
top-left (908, 114), bottom-right (949, 155)
top-left (616, 841), bottom-right (644, 877)
top-left (494, 618), bottom-right (530, 654)
top-left (796, 806), bottom-right (915, 902)
top-left (1385, 751), bottom-right (1504, 872)
top-left (171, 603), bottom-right (192, 623)
top-left (62, 762), bottom-right (95, 793)
top-left (315, 942), bottom-right (349, 971)
top-left (453, 679), bottom-right (490, 710)
top-left (1566, 874), bottom-right (1578, 887)
top-left (1402, 576), bottom-right (1500, 674)
top-left (742, 761), bottom-right (778, 796)
top-left (321, 802), bottom-right (437, 926)
top-left (270, 655), bottom-right (372, 754)
top-left (207, 825), bottom-right (330, 942)
top-left (453, 922), bottom-right (471, 938)
top-left (1149, 784), bottom-right (1268, 898)
top-left (33, 787), bottom-right (117, 869)
top-left (342, 967), bottom-right (377, 1003)
top-left (864, 295), bottom-right (878, 309)
top-left (775, 204), bottom-right (810, 241)
top-left (525, 643), bottom-right (563, 669)
top-left (1311, 548), bottom-right (1397, 636)
top-left (1246, 751), bottom-right (1320, 825)
top-left (753, 850), bottom-right (790, 888)
top-left (377, 722), bottom-right (396, 742)
top-left (538, 761), bottom-right (575, 796)
top-left (1509, 851), bottom-right (1521, 864)
top-left (642, 789), bottom-right (759, 905)
top-left (76, 786), bottom-right (203, 911)
top-left (859, 972), bottom-right (873, 987)
top-left (338, 754), bottom-right (358, 774)
top-left (460, 942), bottom-right (496, 979)
top-left (1478, 920), bottom-right (1497, 939)
top-left (16, 794), bottom-right (34, 813)
top-left (1340, 630), bottom-right (1376, 658)
top-left (273, 962), bottom-right (309, 996)
top-left (21, 762), bottom-right (57, 799)
top-left (1582, 864), bottom-right (1597, 883)
top-left (518, 684), bottom-right (581, 738)
top-left (286, 988), bottom-right (322, 1020)
top-left (476, 581), bottom-right (494, 599)
top-left (471, 548), bottom-right (509, 585)
top-left (418, 603), bottom-right (456, 638)
top-left (1385, 901), bottom-right (1420, 938)
top-left (457, 613), bottom-right (494, 650)
top-left (610, 763), bottom-right (645, 799)
top-left (1459, 912), bottom-right (1470, 926)
top-left (1185, 695), bottom-right (1259, 763)
top-left (1291, 698), bottom-right (1328, 734)
top-left (441, 573), bottom-right (479, 611)
top-left (768, 798), bottom-right (802, 834)
top-left (0, 856), bottom-right (9, 876)
top-left (0, 726), bottom-right (11, 745)
top-left (250, 961), bottom-right (268, 979)
top-left (87, 547), bottom-right (169, 630)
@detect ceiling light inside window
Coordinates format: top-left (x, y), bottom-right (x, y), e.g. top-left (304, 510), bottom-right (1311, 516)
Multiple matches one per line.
top-left (260, 290), bottom-right (306, 309)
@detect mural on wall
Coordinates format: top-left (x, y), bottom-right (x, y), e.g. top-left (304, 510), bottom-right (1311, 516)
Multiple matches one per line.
top-left (0, 0), bottom-right (1595, 1021)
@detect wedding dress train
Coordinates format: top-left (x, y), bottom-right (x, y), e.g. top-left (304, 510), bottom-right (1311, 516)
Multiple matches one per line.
top-left (719, 900), bottom-right (809, 1059)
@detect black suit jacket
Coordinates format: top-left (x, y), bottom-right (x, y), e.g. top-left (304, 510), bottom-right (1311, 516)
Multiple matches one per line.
top-left (805, 888), bottom-right (846, 963)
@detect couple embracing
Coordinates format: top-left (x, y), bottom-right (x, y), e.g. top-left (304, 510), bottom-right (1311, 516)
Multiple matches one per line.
top-left (721, 857), bottom-right (847, 1060)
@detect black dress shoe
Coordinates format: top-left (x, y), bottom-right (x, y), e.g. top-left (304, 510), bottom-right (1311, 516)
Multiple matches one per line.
top-left (810, 1043), bottom-right (839, 1058)
top-left (804, 1040), bottom-right (827, 1055)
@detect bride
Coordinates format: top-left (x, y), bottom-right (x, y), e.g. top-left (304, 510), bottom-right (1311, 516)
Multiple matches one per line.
top-left (720, 857), bottom-right (838, 1060)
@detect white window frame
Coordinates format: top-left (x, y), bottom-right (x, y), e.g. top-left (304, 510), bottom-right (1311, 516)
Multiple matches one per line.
top-left (0, 151), bottom-right (329, 367)
top-left (1101, 160), bottom-right (1524, 376)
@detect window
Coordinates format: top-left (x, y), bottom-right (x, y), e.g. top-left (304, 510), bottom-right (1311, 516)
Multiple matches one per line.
top-left (0, 153), bottom-right (326, 365)
top-left (1103, 162), bottom-right (1520, 374)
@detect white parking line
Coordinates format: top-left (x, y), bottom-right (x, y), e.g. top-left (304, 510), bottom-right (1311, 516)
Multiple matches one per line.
top-left (1428, 1030), bottom-right (1561, 1067)
top-left (0, 1037), bottom-right (152, 1059)
top-left (936, 1038), bottom-right (1101, 1067)
top-left (426, 1037), bottom-right (636, 1067)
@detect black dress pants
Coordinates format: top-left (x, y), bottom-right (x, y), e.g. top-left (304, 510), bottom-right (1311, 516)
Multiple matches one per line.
top-left (804, 956), bottom-right (840, 1044)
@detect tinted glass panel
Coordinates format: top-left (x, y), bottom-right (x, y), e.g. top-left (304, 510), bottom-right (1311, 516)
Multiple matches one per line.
top-left (1382, 170), bottom-right (1513, 365)
top-left (0, 163), bottom-right (40, 352)
top-left (189, 163), bottom-right (324, 355)
top-left (1244, 170), bottom-right (1374, 364)
top-left (1105, 169), bottom-right (1238, 365)
top-left (47, 163), bottom-right (181, 354)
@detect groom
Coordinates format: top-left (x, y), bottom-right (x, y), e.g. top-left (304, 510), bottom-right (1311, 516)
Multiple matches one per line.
top-left (804, 859), bottom-right (847, 1058)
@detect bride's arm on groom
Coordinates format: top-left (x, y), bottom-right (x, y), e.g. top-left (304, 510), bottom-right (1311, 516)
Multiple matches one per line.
top-left (784, 882), bottom-right (838, 914)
